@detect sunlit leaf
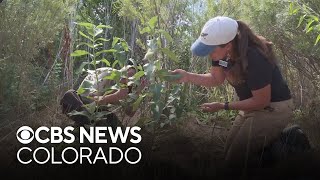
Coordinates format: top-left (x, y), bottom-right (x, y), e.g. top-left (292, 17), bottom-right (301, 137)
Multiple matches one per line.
top-left (71, 50), bottom-right (90, 57)
top-left (95, 38), bottom-right (110, 42)
top-left (79, 31), bottom-right (93, 41)
top-left (77, 42), bottom-right (94, 48)
top-left (140, 26), bottom-right (151, 34)
top-left (76, 22), bottom-right (95, 29)
top-left (97, 24), bottom-right (113, 29)
top-left (87, 27), bottom-right (95, 37)
top-left (104, 70), bottom-right (121, 80)
top-left (121, 41), bottom-right (129, 51)
top-left (112, 60), bottom-right (119, 68)
top-left (77, 87), bottom-right (85, 95)
top-left (133, 71), bottom-right (145, 79)
top-left (112, 37), bottom-right (120, 47)
top-left (310, 15), bottom-right (319, 22)
top-left (307, 26), bottom-right (313, 33)
top-left (101, 58), bottom-right (111, 66)
top-left (149, 16), bottom-right (158, 29)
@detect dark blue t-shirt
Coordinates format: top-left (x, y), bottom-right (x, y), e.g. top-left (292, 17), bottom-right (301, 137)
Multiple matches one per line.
top-left (232, 47), bottom-right (291, 102)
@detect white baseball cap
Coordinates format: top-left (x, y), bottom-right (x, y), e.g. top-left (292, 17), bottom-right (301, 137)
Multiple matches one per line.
top-left (191, 16), bottom-right (238, 57)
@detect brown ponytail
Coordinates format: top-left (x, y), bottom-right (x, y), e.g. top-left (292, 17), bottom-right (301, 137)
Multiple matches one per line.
top-left (227, 20), bottom-right (276, 85)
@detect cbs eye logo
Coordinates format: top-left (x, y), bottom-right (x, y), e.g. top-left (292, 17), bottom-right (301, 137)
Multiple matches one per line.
top-left (16, 126), bottom-right (34, 144)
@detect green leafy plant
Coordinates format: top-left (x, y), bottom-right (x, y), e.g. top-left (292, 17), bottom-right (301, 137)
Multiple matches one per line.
top-left (289, 1), bottom-right (320, 45)
top-left (70, 22), bottom-right (138, 124)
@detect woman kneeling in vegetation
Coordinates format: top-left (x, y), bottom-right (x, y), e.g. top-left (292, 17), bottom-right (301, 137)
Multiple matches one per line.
top-left (173, 16), bottom-right (293, 169)
top-left (60, 62), bottom-right (146, 127)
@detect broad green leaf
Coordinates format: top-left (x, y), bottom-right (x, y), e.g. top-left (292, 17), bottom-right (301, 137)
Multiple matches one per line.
top-left (95, 38), bottom-right (109, 42)
top-left (310, 15), bottom-right (319, 22)
top-left (87, 27), bottom-right (95, 37)
top-left (104, 70), bottom-right (121, 80)
top-left (97, 24), bottom-right (113, 29)
top-left (160, 48), bottom-right (178, 62)
top-left (149, 16), bottom-right (158, 29)
top-left (77, 42), bottom-right (94, 48)
top-left (121, 41), bottom-right (129, 51)
top-left (79, 31), bottom-right (93, 41)
top-left (112, 60), bottom-right (119, 68)
top-left (140, 26), bottom-right (151, 34)
top-left (71, 50), bottom-right (90, 57)
top-left (101, 58), bottom-right (111, 66)
top-left (77, 87), bottom-right (86, 95)
top-left (133, 71), bottom-right (145, 79)
top-left (112, 37), bottom-right (120, 47)
top-left (315, 34), bottom-right (320, 45)
top-left (76, 22), bottom-right (95, 29)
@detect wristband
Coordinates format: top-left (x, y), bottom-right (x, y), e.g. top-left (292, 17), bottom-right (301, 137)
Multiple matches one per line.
top-left (224, 102), bottom-right (230, 110)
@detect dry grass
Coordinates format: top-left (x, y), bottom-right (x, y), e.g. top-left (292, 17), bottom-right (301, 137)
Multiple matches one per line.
top-left (0, 101), bottom-right (71, 166)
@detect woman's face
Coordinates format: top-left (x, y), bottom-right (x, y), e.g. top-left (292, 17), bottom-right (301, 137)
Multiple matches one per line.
top-left (209, 43), bottom-right (231, 60)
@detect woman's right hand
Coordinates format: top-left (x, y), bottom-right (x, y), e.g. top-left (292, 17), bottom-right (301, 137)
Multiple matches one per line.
top-left (171, 69), bottom-right (189, 83)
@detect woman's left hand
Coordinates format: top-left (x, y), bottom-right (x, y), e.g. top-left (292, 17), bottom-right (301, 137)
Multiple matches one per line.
top-left (200, 102), bottom-right (224, 112)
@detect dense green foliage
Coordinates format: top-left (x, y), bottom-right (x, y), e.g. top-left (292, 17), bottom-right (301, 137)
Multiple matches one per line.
top-left (0, 0), bottom-right (76, 117)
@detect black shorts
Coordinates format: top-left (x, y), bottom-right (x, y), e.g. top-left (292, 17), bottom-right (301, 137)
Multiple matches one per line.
top-left (60, 89), bottom-right (120, 127)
